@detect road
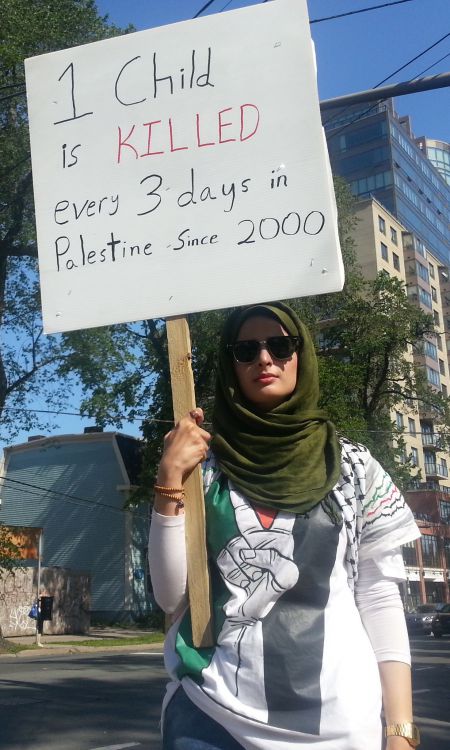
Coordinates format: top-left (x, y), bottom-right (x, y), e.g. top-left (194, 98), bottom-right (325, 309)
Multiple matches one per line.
top-left (0, 649), bottom-right (166, 750)
top-left (409, 635), bottom-right (450, 750)
top-left (0, 637), bottom-right (449, 750)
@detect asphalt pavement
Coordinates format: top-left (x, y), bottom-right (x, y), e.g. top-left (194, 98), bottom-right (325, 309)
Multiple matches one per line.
top-left (1, 630), bottom-right (449, 750)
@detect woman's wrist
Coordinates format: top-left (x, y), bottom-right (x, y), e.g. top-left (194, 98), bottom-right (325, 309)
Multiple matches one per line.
top-left (385, 737), bottom-right (416, 749)
top-left (156, 461), bottom-right (183, 488)
top-left (154, 465), bottom-right (185, 516)
top-left (153, 486), bottom-right (185, 516)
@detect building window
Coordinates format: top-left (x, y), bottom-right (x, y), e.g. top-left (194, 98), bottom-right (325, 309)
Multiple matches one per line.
top-left (416, 261), bottom-right (429, 283)
top-left (421, 534), bottom-right (440, 568)
top-left (393, 252), bottom-right (400, 271)
top-left (390, 227), bottom-right (398, 245)
top-left (437, 334), bottom-right (443, 351)
top-left (445, 539), bottom-right (450, 568)
top-left (403, 540), bottom-right (418, 567)
top-left (395, 411), bottom-right (404, 429)
top-left (418, 287), bottom-right (432, 308)
top-left (441, 500), bottom-right (450, 523)
top-left (429, 263), bottom-right (435, 279)
top-left (439, 359), bottom-right (446, 375)
top-left (434, 310), bottom-right (440, 325)
top-left (426, 366), bottom-right (441, 387)
top-left (442, 383), bottom-right (448, 397)
top-left (378, 216), bottom-right (386, 234)
top-left (381, 242), bottom-right (388, 261)
top-left (431, 286), bottom-right (438, 302)
top-left (424, 340), bottom-right (438, 360)
top-left (408, 418), bottom-right (416, 435)
top-left (411, 447), bottom-right (419, 466)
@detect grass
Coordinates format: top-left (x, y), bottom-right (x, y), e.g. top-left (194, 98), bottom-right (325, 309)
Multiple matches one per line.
top-left (0, 641), bottom-right (21, 655)
top-left (55, 633), bottom-right (165, 648)
top-left (2, 632), bottom-right (165, 653)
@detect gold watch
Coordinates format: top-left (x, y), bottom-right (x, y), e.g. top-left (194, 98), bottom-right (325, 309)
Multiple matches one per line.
top-left (385, 722), bottom-right (420, 747)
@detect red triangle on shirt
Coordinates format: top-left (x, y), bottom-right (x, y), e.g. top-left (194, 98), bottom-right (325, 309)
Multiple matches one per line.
top-left (252, 503), bottom-right (278, 529)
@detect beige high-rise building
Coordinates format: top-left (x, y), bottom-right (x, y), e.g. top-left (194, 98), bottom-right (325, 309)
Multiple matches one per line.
top-left (350, 198), bottom-right (450, 605)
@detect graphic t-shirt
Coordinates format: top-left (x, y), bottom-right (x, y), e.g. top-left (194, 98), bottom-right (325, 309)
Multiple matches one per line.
top-left (163, 440), bottom-right (419, 750)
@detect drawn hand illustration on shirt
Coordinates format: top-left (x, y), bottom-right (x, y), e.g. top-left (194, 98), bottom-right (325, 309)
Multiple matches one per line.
top-left (217, 492), bottom-right (299, 626)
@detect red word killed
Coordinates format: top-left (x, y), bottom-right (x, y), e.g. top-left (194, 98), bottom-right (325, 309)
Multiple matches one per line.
top-left (117, 103), bottom-right (260, 163)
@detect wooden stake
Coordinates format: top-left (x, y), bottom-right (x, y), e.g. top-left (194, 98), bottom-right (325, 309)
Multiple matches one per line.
top-left (166, 315), bottom-right (214, 648)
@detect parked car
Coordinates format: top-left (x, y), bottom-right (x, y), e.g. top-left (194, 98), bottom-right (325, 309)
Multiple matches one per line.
top-left (431, 603), bottom-right (450, 638)
top-left (405, 603), bottom-right (445, 635)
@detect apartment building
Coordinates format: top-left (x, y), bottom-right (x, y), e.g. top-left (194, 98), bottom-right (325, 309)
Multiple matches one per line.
top-left (324, 98), bottom-right (450, 606)
top-left (325, 99), bottom-right (450, 268)
top-left (415, 136), bottom-right (450, 187)
top-left (351, 198), bottom-right (450, 606)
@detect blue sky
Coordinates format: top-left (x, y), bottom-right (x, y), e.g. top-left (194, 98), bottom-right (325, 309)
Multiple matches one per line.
top-left (93, 0), bottom-right (450, 141)
top-left (7, 0), bottom-right (450, 450)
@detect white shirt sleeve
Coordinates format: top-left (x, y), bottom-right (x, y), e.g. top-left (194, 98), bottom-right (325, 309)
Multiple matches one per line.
top-left (359, 454), bottom-right (421, 561)
top-left (148, 454), bottom-right (220, 616)
top-left (355, 551), bottom-right (411, 665)
top-left (148, 510), bottom-right (188, 615)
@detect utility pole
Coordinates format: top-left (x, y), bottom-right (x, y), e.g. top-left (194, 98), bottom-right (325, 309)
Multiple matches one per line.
top-left (35, 530), bottom-right (43, 647)
top-left (320, 72), bottom-right (450, 111)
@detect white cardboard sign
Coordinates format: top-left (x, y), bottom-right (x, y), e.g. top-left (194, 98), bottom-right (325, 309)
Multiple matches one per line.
top-left (25, 0), bottom-right (344, 334)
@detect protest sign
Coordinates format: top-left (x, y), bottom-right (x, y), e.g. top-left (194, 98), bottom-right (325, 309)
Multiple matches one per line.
top-left (25, 0), bottom-right (344, 646)
top-left (25, 0), bottom-right (343, 335)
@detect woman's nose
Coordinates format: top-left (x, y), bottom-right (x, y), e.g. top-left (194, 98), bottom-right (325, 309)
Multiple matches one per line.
top-left (257, 344), bottom-right (272, 365)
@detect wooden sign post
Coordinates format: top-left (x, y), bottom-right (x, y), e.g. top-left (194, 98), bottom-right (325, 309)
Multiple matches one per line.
top-left (25, 0), bottom-right (344, 649)
top-left (166, 316), bottom-right (213, 647)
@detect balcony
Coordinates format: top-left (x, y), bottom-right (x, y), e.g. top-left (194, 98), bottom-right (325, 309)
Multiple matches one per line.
top-left (424, 461), bottom-right (449, 479)
top-left (422, 433), bottom-right (442, 449)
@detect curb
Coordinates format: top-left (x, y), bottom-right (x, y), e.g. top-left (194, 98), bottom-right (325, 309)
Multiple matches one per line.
top-left (0, 640), bottom-right (165, 660)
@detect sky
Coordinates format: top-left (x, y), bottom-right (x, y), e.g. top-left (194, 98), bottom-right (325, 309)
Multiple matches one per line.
top-left (6, 0), bottom-right (450, 450)
top-left (92, 0), bottom-right (450, 141)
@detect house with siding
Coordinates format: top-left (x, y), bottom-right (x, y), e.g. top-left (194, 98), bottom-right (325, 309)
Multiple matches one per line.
top-left (0, 429), bottom-right (150, 623)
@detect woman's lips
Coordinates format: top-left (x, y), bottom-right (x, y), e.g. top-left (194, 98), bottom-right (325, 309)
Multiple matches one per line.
top-left (255, 373), bottom-right (277, 383)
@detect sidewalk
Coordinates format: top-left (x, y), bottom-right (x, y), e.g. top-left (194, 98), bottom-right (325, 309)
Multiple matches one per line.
top-left (1, 627), bottom-right (165, 658)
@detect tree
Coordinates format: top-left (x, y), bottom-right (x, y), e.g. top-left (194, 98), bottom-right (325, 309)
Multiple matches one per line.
top-left (315, 272), bottom-right (450, 488)
top-left (0, 0), bottom-right (132, 441)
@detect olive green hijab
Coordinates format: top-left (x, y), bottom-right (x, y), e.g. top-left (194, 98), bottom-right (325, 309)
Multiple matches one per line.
top-left (211, 302), bottom-right (341, 514)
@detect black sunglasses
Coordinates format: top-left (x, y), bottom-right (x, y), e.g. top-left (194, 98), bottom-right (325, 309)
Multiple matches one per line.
top-left (228, 336), bottom-right (301, 364)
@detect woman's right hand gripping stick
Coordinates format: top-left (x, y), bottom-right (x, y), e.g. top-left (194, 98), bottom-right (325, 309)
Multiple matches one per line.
top-left (155, 408), bottom-right (211, 515)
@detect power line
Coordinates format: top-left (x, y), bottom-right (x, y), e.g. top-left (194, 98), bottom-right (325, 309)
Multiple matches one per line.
top-left (4, 404), bottom-right (449, 439)
top-left (374, 31), bottom-right (450, 89)
top-left (3, 405), bottom-right (173, 424)
top-left (323, 31), bottom-right (450, 131)
top-left (0, 80), bottom-right (26, 92)
top-left (218, 0), bottom-right (235, 11)
top-left (193, 0), bottom-right (217, 18)
top-left (0, 474), bottom-right (148, 518)
top-left (325, 100), bottom-right (387, 143)
top-left (310, 0), bottom-right (414, 24)
top-left (0, 89), bottom-right (26, 104)
top-left (202, 0), bottom-right (415, 21)
top-left (412, 51), bottom-right (450, 80)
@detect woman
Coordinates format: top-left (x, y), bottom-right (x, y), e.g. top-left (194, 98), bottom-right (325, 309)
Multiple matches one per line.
top-left (149, 302), bottom-right (420, 750)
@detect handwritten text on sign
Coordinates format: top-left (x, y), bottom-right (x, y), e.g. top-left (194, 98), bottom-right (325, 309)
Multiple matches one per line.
top-left (25, 0), bottom-right (343, 333)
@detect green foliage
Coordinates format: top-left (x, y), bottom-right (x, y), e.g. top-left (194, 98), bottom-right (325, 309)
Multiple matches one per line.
top-left (315, 272), bottom-right (450, 489)
top-left (0, 0), bottom-right (133, 440)
top-left (0, 523), bottom-right (21, 577)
